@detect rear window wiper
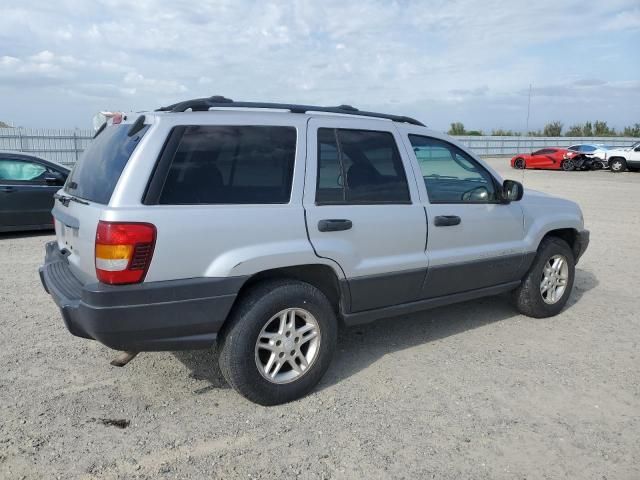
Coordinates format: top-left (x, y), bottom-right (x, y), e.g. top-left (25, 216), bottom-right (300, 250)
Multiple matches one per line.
top-left (54, 192), bottom-right (90, 206)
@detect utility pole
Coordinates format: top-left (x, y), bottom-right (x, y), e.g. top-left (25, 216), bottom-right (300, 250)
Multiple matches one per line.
top-left (525, 84), bottom-right (532, 135)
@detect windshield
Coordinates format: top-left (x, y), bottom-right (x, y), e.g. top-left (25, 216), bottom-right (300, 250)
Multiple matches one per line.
top-left (65, 123), bottom-right (149, 204)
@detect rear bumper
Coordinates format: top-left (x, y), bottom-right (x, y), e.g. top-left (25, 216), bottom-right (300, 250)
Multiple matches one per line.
top-left (574, 229), bottom-right (590, 263)
top-left (39, 241), bottom-right (245, 351)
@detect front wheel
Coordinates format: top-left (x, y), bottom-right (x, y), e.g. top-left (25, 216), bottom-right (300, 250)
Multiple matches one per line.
top-left (513, 157), bottom-right (526, 169)
top-left (218, 279), bottom-right (337, 405)
top-left (512, 237), bottom-right (575, 318)
top-left (610, 158), bottom-right (627, 172)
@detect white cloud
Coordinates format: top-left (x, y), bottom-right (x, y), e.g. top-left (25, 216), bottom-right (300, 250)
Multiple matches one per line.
top-left (0, 0), bottom-right (637, 130)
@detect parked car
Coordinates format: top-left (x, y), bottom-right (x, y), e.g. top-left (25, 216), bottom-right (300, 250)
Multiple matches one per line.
top-left (39, 97), bottom-right (589, 405)
top-left (567, 144), bottom-right (611, 170)
top-left (606, 141), bottom-right (640, 172)
top-left (510, 147), bottom-right (586, 171)
top-left (0, 152), bottom-right (69, 233)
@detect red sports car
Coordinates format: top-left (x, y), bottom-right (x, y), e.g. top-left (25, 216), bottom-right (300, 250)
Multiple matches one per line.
top-left (510, 147), bottom-right (581, 171)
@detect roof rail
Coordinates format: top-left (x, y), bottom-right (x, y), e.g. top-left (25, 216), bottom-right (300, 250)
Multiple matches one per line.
top-left (156, 96), bottom-right (425, 127)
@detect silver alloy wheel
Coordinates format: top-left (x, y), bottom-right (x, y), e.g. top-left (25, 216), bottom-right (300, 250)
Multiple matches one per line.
top-left (255, 308), bottom-right (321, 384)
top-left (611, 160), bottom-right (623, 171)
top-left (540, 254), bottom-right (569, 305)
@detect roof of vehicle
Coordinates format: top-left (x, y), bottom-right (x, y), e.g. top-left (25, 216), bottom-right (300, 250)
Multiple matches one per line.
top-left (154, 95), bottom-right (426, 127)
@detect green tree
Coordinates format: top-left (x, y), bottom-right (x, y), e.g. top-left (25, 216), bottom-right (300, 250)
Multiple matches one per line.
top-left (466, 130), bottom-right (484, 136)
top-left (594, 120), bottom-right (615, 136)
top-left (448, 122), bottom-right (466, 135)
top-left (543, 121), bottom-right (563, 137)
top-left (582, 121), bottom-right (593, 136)
top-left (565, 124), bottom-right (583, 136)
top-left (492, 129), bottom-right (519, 136)
top-left (623, 123), bottom-right (640, 137)
top-left (0, 121), bottom-right (11, 128)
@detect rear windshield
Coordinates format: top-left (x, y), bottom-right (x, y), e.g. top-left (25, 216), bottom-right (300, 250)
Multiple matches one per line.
top-left (65, 124), bottom-right (150, 204)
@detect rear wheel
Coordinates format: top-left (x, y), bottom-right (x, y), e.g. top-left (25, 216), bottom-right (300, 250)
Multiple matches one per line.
top-left (513, 157), bottom-right (526, 169)
top-left (610, 158), bottom-right (626, 172)
top-left (512, 237), bottom-right (575, 318)
top-left (560, 159), bottom-right (575, 171)
top-left (219, 279), bottom-right (337, 405)
top-left (591, 161), bottom-right (604, 170)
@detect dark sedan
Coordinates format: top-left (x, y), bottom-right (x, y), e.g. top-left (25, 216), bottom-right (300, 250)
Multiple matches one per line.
top-left (0, 152), bottom-right (69, 232)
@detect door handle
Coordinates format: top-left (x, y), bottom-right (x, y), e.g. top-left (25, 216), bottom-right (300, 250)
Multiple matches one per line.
top-left (434, 215), bottom-right (461, 227)
top-left (318, 219), bottom-right (353, 232)
top-left (0, 186), bottom-right (15, 193)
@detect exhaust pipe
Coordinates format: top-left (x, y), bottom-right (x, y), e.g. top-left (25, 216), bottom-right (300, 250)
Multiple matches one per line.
top-left (110, 351), bottom-right (139, 367)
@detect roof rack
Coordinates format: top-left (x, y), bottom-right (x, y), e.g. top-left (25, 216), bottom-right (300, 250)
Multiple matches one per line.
top-left (156, 95), bottom-right (425, 127)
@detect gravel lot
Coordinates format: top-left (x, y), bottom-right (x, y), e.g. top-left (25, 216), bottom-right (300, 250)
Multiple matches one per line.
top-left (1, 158), bottom-right (638, 479)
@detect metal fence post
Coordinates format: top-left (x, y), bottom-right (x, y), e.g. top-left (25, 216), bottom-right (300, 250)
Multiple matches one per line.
top-left (18, 128), bottom-right (24, 152)
top-left (73, 130), bottom-right (79, 164)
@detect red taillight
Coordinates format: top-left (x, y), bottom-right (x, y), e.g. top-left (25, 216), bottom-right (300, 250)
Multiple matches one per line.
top-left (95, 221), bottom-right (156, 285)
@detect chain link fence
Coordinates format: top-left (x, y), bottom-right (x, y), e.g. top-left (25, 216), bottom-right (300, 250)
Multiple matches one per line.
top-left (1, 127), bottom-right (638, 167)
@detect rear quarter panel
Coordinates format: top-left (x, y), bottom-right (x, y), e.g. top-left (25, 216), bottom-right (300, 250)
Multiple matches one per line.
top-left (106, 113), bottom-right (343, 282)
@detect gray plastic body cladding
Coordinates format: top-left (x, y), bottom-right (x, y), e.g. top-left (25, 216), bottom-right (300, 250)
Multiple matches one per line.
top-left (40, 242), bottom-right (246, 351)
top-left (340, 252), bottom-right (535, 323)
top-left (346, 268), bottom-right (427, 312)
top-left (421, 252), bottom-right (536, 299)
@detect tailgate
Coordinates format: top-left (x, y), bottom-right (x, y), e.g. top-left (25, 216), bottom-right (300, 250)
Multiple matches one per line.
top-left (52, 198), bottom-right (103, 284)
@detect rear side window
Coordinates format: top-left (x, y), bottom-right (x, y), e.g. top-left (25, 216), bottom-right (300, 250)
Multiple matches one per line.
top-left (65, 124), bottom-right (150, 204)
top-left (316, 128), bottom-right (410, 204)
top-left (158, 126), bottom-right (296, 204)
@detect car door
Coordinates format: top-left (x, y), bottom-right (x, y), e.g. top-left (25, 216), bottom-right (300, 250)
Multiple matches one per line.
top-left (401, 133), bottom-right (526, 299)
top-left (628, 144), bottom-right (640, 167)
top-left (0, 156), bottom-right (62, 228)
top-left (303, 118), bottom-right (428, 312)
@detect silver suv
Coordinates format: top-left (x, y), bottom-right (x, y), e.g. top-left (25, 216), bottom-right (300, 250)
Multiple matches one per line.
top-left (40, 97), bottom-right (589, 405)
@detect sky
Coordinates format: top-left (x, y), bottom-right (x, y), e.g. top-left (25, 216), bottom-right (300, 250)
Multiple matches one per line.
top-left (0, 0), bottom-right (639, 132)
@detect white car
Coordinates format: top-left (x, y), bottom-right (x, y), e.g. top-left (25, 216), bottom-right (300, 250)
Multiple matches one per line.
top-left (567, 144), bottom-right (611, 170)
top-left (606, 141), bottom-right (640, 172)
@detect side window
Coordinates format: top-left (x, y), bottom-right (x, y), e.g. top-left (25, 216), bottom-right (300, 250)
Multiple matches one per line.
top-left (316, 128), bottom-right (410, 204)
top-left (408, 135), bottom-right (497, 204)
top-left (0, 159), bottom-right (46, 182)
top-left (159, 126), bottom-right (296, 204)
top-left (582, 145), bottom-right (596, 153)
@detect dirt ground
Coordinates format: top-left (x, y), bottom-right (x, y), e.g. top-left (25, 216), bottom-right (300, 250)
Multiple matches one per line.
top-left (1, 158), bottom-right (638, 479)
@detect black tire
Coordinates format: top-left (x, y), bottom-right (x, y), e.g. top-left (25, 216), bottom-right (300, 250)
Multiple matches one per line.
top-left (560, 159), bottom-right (574, 171)
top-left (218, 279), bottom-right (337, 405)
top-left (591, 161), bottom-right (603, 170)
top-left (512, 237), bottom-right (575, 318)
top-left (609, 158), bottom-right (627, 172)
top-left (513, 157), bottom-right (526, 169)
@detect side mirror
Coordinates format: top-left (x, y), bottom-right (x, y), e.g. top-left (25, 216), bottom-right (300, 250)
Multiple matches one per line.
top-left (44, 171), bottom-right (66, 186)
top-left (502, 179), bottom-right (524, 203)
